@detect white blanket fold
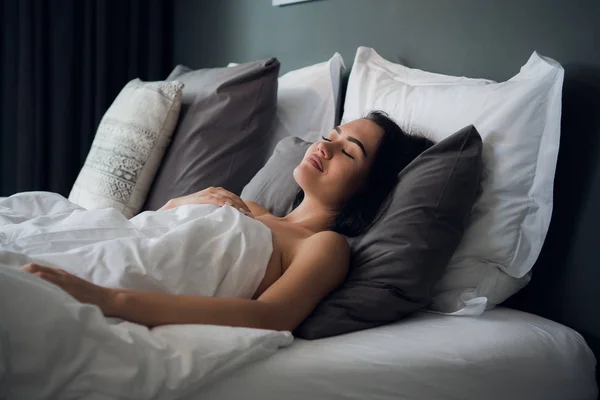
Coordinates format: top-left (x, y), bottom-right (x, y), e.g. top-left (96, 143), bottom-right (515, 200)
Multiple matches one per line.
top-left (0, 192), bottom-right (292, 400)
top-left (0, 191), bottom-right (273, 299)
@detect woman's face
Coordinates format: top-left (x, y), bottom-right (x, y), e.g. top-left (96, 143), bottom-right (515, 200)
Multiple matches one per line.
top-left (293, 118), bottom-right (384, 208)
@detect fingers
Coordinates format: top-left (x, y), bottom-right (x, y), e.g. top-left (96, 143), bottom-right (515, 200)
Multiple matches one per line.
top-left (210, 195), bottom-right (253, 217)
top-left (219, 195), bottom-right (248, 213)
top-left (21, 263), bottom-right (65, 274)
top-left (21, 263), bottom-right (48, 273)
top-left (20, 263), bottom-right (65, 283)
top-left (206, 187), bottom-right (253, 216)
top-left (166, 187), bottom-right (254, 217)
top-left (20, 263), bottom-right (37, 272)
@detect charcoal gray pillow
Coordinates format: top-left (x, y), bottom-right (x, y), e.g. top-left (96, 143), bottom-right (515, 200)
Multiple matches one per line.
top-left (241, 125), bottom-right (483, 339)
top-left (143, 58), bottom-right (280, 211)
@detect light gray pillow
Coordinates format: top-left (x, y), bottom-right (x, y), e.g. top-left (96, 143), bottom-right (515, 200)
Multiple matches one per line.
top-left (241, 136), bottom-right (309, 216)
top-left (69, 79), bottom-right (184, 218)
top-left (143, 58), bottom-right (280, 211)
top-left (241, 125), bottom-right (483, 339)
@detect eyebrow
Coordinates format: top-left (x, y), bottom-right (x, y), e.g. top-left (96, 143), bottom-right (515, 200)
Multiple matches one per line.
top-left (334, 126), bottom-right (367, 158)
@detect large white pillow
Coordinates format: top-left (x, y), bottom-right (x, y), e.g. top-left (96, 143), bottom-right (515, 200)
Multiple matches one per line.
top-left (342, 47), bottom-right (564, 316)
top-left (69, 79), bottom-right (183, 218)
top-left (231, 53), bottom-right (345, 155)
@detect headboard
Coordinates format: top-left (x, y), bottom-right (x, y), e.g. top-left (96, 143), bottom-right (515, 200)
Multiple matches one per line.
top-left (174, 0), bottom-right (600, 379)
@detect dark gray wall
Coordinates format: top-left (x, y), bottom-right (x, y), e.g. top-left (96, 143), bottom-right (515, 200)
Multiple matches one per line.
top-left (174, 0), bottom-right (600, 377)
top-left (174, 0), bottom-right (599, 79)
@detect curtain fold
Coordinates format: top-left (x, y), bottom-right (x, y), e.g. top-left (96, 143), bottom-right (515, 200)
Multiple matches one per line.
top-left (1, 0), bottom-right (173, 196)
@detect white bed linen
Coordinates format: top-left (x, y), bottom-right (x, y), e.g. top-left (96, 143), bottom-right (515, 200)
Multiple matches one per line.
top-left (194, 308), bottom-right (597, 400)
top-left (0, 191), bottom-right (272, 299)
top-left (0, 256), bottom-right (293, 400)
top-left (0, 192), bottom-right (292, 400)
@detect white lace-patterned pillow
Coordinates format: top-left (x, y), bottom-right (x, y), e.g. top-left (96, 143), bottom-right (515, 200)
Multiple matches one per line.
top-left (69, 79), bottom-right (183, 218)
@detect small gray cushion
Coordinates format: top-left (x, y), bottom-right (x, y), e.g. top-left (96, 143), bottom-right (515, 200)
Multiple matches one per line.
top-left (241, 125), bottom-right (483, 339)
top-left (143, 58), bottom-right (280, 211)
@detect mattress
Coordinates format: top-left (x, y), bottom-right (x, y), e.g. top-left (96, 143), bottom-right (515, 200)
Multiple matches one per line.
top-left (192, 307), bottom-right (597, 400)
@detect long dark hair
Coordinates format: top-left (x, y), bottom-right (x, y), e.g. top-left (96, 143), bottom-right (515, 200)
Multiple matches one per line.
top-left (293, 110), bottom-right (434, 237)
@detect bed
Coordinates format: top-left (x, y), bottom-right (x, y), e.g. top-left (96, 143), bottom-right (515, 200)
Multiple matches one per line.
top-left (2, 64), bottom-right (598, 399)
top-left (195, 308), bottom-right (596, 400)
top-left (1, 193), bottom-right (597, 399)
top-left (2, 2), bottom-right (600, 399)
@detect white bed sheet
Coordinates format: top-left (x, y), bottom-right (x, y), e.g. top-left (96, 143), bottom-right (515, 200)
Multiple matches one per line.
top-left (192, 308), bottom-right (597, 400)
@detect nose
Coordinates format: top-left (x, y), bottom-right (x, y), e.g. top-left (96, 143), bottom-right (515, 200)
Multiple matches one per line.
top-left (317, 141), bottom-right (331, 159)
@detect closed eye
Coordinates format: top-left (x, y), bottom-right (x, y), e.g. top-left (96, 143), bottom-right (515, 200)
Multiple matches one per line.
top-left (342, 150), bottom-right (355, 159)
top-left (322, 136), bottom-right (355, 159)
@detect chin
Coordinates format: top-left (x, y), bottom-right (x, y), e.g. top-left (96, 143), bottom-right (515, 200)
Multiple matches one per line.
top-left (293, 162), bottom-right (318, 192)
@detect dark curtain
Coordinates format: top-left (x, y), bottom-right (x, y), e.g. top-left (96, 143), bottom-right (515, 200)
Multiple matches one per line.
top-left (0, 0), bottom-right (173, 197)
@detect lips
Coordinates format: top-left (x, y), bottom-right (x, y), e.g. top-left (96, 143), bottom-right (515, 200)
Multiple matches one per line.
top-left (307, 154), bottom-right (323, 172)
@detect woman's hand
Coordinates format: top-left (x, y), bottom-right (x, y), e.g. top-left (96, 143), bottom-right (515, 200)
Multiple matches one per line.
top-left (20, 263), bottom-right (117, 316)
top-left (158, 187), bottom-right (254, 217)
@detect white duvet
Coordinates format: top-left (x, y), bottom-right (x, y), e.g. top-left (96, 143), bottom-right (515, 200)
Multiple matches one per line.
top-left (0, 192), bottom-right (293, 400)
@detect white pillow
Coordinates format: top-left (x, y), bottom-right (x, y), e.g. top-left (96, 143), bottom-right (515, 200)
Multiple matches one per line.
top-left (69, 79), bottom-right (184, 218)
top-left (231, 53), bottom-right (345, 155)
top-left (343, 47), bottom-right (564, 316)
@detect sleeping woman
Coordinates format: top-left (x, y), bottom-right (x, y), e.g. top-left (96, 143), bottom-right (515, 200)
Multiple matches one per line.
top-left (19, 111), bottom-right (433, 332)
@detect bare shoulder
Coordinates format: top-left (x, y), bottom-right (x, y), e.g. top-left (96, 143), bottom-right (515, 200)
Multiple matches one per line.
top-left (297, 231), bottom-right (350, 274)
top-left (245, 200), bottom-right (270, 217)
top-left (303, 231), bottom-right (350, 254)
top-left (256, 230), bottom-right (350, 330)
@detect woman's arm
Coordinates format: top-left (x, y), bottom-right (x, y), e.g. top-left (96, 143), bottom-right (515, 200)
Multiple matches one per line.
top-left (109, 231), bottom-right (349, 331)
top-left (108, 291), bottom-right (274, 329)
top-left (22, 231), bottom-right (349, 331)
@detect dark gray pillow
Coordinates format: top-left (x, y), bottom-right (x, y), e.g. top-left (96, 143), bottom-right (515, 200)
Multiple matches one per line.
top-left (241, 125), bottom-right (483, 339)
top-left (143, 58), bottom-right (280, 211)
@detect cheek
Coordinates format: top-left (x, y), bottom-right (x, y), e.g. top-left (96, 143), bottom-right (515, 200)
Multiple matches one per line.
top-left (327, 163), bottom-right (365, 196)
